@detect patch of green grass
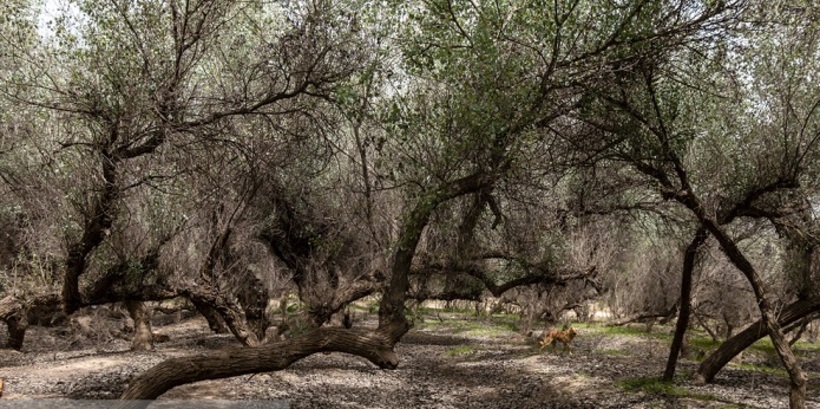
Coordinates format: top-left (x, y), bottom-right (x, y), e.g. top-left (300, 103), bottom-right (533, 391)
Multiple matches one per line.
top-left (617, 377), bottom-right (719, 402)
top-left (451, 320), bottom-right (519, 336)
top-left (490, 312), bottom-right (521, 320)
top-left (445, 345), bottom-right (476, 357)
top-left (415, 306), bottom-right (440, 316)
top-left (688, 336), bottom-right (721, 350)
top-left (750, 338), bottom-right (777, 355)
top-left (576, 322), bottom-right (670, 341)
top-left (600, 348), bottom-right (630, 356)
top-left (735, 362), bottom-right (787, 377)
top-left (415, 314), bottom-right (519, 335)
top-left (793, 340), bottom-right (820, 351)
top-left (348, 303), bottom-right (371, 312)
top-left (490, 319), bottom-right (519, 333)
top-left (747, 337), bottom-right (820, 359)
top-left (348, 299), bottom-right (380, 313)
top-left (418, 305), bottom-right (475, 315)
top-left (448, 323), bottom-right (474, 334)
top-left (446, 306), bottom-right (478, 315)
top-left (412, 311), bottom-right (522, 340)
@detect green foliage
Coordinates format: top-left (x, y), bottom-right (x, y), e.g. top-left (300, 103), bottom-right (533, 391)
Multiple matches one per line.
top-left (0, 5), bottom-right (817, 401)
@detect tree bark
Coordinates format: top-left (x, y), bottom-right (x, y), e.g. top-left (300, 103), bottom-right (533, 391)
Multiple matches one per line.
top-left (662, 188), bottom-right (811, 408)
top-left (0, 296), bottom-right (28, 350)
top-left (236, 274), bottom-right (270, 340)
top-left (180, 288), bottom-right (260, 346)
top-left (6, 312), bottom-right (28, 350)
top-left (117, 327), bottom-right (399, 408)
top-left (190, 298), bottom-right (229, 334)
top-left (699, 218), bottom-right (809, 408)
top-left (125, 300), bottom-right (154, 351)
top-left (63, 153), bottom-right (118, 315)
top-left (2, 281), bottom-right (171, 352)
top-left (696, 296), bottom-right (820, 384)
top-left (116, 171), bottom-right (498, 403)
top-left (663, 227), bottom-right (708, 381)
top-left (306, 276), bottom-right (379, 327)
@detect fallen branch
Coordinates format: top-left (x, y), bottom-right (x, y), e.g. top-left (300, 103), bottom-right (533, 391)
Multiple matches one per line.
top-left (117, 327), bottom-right (399, 408)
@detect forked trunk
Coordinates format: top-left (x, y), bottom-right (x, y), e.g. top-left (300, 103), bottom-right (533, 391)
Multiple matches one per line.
top-left (699, 218), bottom-right (808, 408)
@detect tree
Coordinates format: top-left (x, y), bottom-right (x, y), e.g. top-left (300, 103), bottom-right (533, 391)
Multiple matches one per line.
top-left (578, 2), bottom-right (818, 405)
top-left (111, 0), bottom-right (747, 403)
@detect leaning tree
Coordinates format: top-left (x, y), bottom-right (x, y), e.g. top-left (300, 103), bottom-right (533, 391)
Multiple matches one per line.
top-left (577, 2), bottom-right (818, 405)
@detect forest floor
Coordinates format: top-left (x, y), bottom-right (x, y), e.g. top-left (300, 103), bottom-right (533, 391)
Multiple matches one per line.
top-left (1, 305), bottom-right (819, 408)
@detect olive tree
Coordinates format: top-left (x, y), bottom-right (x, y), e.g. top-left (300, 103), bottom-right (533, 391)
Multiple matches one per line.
top-left (578, 2), bottom-right (818, 404)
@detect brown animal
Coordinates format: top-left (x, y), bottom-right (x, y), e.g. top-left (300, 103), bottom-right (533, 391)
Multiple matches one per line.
top-left (0, 377), bottom-right (4, 398)
top-left (539, 327), bottom-right (577, 353)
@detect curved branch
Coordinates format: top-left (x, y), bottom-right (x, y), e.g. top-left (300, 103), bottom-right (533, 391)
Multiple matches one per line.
top-left (117, 327), bottom-right (400, 407)
top-left (415, 260), bottom-right (597, 298)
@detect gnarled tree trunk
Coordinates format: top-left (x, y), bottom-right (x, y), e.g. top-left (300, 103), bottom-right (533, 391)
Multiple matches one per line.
top-left (179, 288), bottom-right (261, 347)
top-left (190, 298), bottom-right (229, 334)
top-left (125, 300), bottom-right (154, 351)
top-left (0, 296), bottom-right (27, 350)
top-left (118, 172), bottom-right (497, 404)
top-left (697, 216), bottom-right (809, 408)
top-left (236, 274), bottom-right (271, 340)
top-left (117, 327), bottom-right (399, 408)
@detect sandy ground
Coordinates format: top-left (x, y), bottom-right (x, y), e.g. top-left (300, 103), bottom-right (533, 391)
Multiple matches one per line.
top-left (0, 310), bottom-right (818, 408)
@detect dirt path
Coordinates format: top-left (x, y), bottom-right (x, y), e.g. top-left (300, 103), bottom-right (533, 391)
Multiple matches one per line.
top-left (0, 312), bottom-right (817, 408)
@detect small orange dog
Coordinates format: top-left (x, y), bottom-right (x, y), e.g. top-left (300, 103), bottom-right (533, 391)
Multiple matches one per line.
top-left (0, 377), bottom-right (4, 398)
top-left (539, 327), bottom-right (577, 353)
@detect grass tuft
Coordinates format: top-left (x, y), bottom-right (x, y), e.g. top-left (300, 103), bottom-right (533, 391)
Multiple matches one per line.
top-left (445, 345), bottom-right (476, 357)
top-left (617, 376), bottom-right (718, 402)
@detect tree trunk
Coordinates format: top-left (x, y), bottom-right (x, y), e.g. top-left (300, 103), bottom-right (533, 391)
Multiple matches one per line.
top-left (701, 220), bottom-right (808, 408)
top-left (117, 327), bottom-right (399, 408)
top-left (181, 288), bottom-right (260, 346)
top-left (2, 295), bottom-right (60, 350)
top-left (664, 227), bottom-right (708, 381)
top-left (6, 313), bottom-right (28, 351)
top-left (118, 172), bottom-right (497, 404)
top-left (191, 298), bottom-right (229, 334)
top-left (125, 300), bottom-right (154, 351)
top-left (670, 189), bottom-right (811, 409)
top-left (696, 296), bottom-right (820, 384)
top-left (236, 274), bottom-right (270, 341)
top-left (319, 278), bottom-right (379, 326)
top-left (64, 156), bottom-right (119, 315)
top-left (3, 281), bottom-right (172, 351)
top-left (0, 296), bottom-right (28, 350)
